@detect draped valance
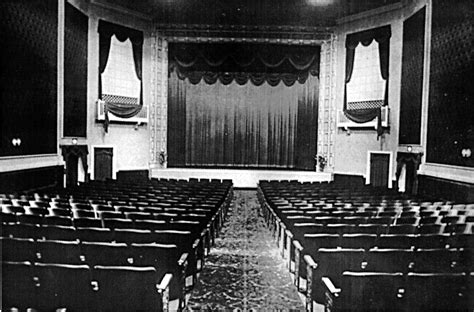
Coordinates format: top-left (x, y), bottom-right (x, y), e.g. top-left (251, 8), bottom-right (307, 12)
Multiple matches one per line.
top-left (346, 25), bottom-right (392, 49)
top-left (98, 20), bottom-right (143, 45)
top-left (169, 43), bottom-right (320, 86)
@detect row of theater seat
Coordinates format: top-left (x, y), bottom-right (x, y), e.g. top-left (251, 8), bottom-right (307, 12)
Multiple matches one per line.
top-left (322, 271), bottom-right (473, 312)
top-left (2, 236), bottom-right (190, 304)
top-left (4, 260), bottom-right (173, 312)
top-left (2, 178), bottom-right (233, 312)
top-left (257, 180), bottom-right (473, 312)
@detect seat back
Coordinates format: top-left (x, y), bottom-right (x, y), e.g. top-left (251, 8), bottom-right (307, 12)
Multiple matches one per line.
top-left (387, 224), bottom-right (417, 235)
top-left (340, 234), bottom-right (377, 250)
top-left (82, 242), bottom-right (132, 266)
top-left (93, 265), bottom-right (163, 312)
top-left (337, 271), bottom-right (406, 312)
top-left (366, 248), bottom-right (413, 273)
top-left (412, 248), bottom-right (464, 273)
top-left (449, 233), bottom-right (474, 249)
top-left (76, 227), bottom-right (114, 242)
top-left (303, 234), bottom-right (340, 258)
top-left (34, 262), bottom-right (95, 311)
top-left (42, 225), bottom-right (77, 241)
top-left (376, 234), bottom-right (415, 249)
top-left (2, 261), bottom-right (37, 310)
top-left (131, 243), bottom-right (183, 300)
top-left (414, 234), bottom-right (450, 249)
top-left (406, 273), bottom-right (469, 311)
top-left (43, 215), bottom-right (74, 226)
top-left (310, 248), bottom-right (365, 304)
top-left (2, 237), bottom-right (36, 262)
top-left (114, 228), bottom-right (155, 244)
top-left (37, 239), bottom-right (83, 264)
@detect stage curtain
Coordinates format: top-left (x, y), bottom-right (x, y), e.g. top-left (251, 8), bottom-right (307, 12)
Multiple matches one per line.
top-left (344, 25), bottom-right (391, 136)
top-left (167, 71), bottom-right (318, 170)
top-left (98, 20), bottom-right (143, 132)
top-left (169, 42), bottom-right (320, 87)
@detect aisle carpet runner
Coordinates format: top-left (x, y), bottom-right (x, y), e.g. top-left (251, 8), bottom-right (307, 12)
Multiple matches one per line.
top-left (187, 190), bottom-right (304, 311)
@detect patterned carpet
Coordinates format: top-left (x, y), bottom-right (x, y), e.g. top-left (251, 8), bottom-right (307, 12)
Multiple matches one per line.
top-left (187, 190), bottom-right (304, 311)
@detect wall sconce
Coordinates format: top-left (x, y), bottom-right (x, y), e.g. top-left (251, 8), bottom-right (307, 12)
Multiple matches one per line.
top-left (72, 138), bottom-right (78, 145)
top-left (461, 148), bottom-right (472, 158)
top-left (407, 146), bottom-right (413, 153)
top-left (11, 138), bottom-right (21, 146)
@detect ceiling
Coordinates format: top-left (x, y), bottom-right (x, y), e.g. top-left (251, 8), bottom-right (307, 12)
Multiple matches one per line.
top-left (98, 0), bottom-right (400, 27)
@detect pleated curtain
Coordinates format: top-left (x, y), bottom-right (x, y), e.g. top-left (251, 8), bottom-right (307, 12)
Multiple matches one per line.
top-left (167, 71), bottom-right (319, 170)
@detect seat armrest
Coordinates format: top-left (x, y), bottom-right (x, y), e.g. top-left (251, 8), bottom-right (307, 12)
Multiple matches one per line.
top-left (293, 240), bottom-right (303, 251)
top-left (322, 277), bottom-right (341, 295)
top-left (157, 273), bottom-right (173, 292)
top-left (286, 229), bottom-right (293, 239)
top-left (304, 255), bottom-right (318, 269)
top-left (178, 253), bottom-right (189, 266)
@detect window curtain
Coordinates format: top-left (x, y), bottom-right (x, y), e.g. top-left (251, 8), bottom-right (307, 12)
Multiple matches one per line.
top-left (169, 43), bottom-right (320, 87)
top-left (344, 25), bottom-right (391, 136)
top-left (167, 70), bottom-right (319, 170)
top-left (98, 20), bottom-right (143, 132)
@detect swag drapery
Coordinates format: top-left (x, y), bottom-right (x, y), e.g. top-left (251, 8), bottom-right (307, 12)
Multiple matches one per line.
top-left (344, 25), bottom-right (391, 137)
top-left (169, 43), bottom-right (320, 87)
top-left (167, 70), bottom-right (319, 170)
top-left (98, 20), bottom-right (143, 132)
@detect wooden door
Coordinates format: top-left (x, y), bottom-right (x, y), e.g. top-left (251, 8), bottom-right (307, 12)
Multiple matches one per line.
top-left (370, 153), bottom-right (390, 188)
top-left (94, 147), bottom-right (113, 181)
top-left (66, 154), bottom-right (79, 187)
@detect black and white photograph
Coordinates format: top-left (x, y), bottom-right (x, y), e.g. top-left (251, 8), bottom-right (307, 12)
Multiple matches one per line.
top-left (1, 0), bottom-right (473, 310)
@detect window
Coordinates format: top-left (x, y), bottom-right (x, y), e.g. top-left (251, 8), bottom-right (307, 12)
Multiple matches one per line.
top-left (97, 20), bottom-right (144, 131)
top-left (342, 25), bottom-right (391, 132)
top-left (346, 41), bottom-right (385, 110)
top-left (101, 35), bottom-right (140, 104)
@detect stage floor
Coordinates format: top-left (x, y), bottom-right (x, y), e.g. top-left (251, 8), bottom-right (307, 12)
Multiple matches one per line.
top-left (150, 167), bottom-right (332, 188)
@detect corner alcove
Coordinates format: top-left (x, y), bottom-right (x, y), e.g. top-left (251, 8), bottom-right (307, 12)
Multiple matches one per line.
top-left (60, 145), bottom-right (89, 187)
top-left (396, 152), bottom-right (423, 195)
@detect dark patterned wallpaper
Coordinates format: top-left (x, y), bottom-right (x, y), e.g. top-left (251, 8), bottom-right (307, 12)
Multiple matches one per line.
top-left (64, 2), bottom-right (88, 137)
top-left (399, 7), bottom-right (425, 145)
top-left (426, 0), bottom-right (474, 167)
top-left (0, 0), bottom-right (58, 156)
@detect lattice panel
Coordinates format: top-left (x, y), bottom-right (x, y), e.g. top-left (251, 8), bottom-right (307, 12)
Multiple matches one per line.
top-left (150, 32), bottom-right (169, 167)
top-left (317, 36), bottom-right (337, 171)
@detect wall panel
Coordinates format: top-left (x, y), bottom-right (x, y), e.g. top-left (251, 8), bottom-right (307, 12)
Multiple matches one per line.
top-left (0, 0), bottom-right (58, 156)
top-left (63, 2), bottom-right (88, 137)
top-left (398, 7), bottom-right (425, 145)
top-left (426, 0), bottom-right (474, 167)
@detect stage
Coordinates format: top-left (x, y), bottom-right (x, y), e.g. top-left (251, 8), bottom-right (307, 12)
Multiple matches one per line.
top-left (150, 168), bottom-right (333, 188)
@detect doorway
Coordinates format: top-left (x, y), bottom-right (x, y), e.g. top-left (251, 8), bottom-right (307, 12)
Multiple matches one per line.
top-left (93, 147), bottom-right (113, 181)
top-left (367, 151), bottom-right (393, 188)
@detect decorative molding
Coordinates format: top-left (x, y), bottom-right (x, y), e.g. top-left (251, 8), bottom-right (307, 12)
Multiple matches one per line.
top-left (419, 163), bottom-right (474, 184)
top-left (155, 23), bottom-right (333, 45)
top-left (336, 2), bottom-right (403, 25)
top-left (150, 31), bottom-right (168, 168)
top-left (90, 0), bottom-right (152, 21)
top-left (317, 35), bottom-right (337, 172)
top-left (0, 154), bottom-right (63, 172)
